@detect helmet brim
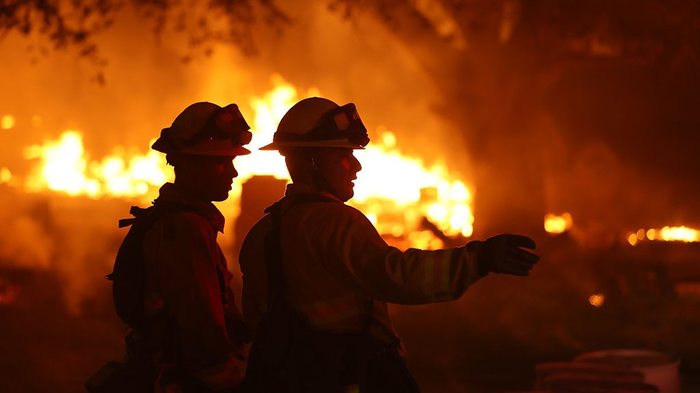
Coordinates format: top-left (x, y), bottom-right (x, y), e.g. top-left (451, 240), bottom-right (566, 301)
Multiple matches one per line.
top-left (152, 136), bottom-right (251, 156)
top-left (179, 145), bottom-right (251, 156)
top-left (259, 139), bottom-right (366, 151)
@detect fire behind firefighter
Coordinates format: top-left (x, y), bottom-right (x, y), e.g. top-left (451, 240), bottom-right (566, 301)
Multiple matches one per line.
top-left (238, 97), bottom-right (541, 393)
top-left (87, 102), bottom-right (252, 393)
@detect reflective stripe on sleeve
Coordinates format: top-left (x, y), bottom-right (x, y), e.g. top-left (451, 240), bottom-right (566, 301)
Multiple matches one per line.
top-left (425, 249), bottom-right (467, 301)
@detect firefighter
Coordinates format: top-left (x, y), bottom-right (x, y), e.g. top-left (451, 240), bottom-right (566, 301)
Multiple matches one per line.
top-left (99, 102), bottom-right (252, 393)
top-left (238, 97), bottom-right (541, 393)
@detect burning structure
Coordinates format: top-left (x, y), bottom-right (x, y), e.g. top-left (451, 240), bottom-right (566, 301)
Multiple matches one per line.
top-left (1, 1), bottom-right (700, 392)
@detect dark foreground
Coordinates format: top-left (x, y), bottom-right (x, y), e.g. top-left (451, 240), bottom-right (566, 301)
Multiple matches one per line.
top-left (1, 237), bottom-right (699, 393)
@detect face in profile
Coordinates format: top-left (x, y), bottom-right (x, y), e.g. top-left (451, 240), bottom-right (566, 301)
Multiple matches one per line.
top-left (313, 148), bottom-right (362, 202)
top-left (176, 154), bottom-right (239, 202)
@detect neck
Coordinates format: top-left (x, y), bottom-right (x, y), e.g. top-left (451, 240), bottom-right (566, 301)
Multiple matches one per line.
top-left (173, 178), bottom-right (210, 203)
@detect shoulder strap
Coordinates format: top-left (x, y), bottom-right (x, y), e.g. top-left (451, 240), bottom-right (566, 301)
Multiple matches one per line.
top-left (264, 206), bottom-right (284, 303)
top-left (118, 206), bottom-right (154, 228)
top-left (264, 194), bottom-right (375, 330)
top-left (263, 194), bottom-right (333, 305)
top-left (109, 202), bottom-right (227, 326)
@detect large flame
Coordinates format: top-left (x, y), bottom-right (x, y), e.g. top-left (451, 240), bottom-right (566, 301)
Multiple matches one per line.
top-left (18, 76), bottom-right (474, 249)
top-left (23, 131), bottom-right (169, 198)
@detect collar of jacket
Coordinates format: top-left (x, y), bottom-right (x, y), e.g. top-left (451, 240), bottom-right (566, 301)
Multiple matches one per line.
top-left (152, 182), bottom-right (226, 233)
top-left (263, 183), bottom-right (341, 216)
top-left (284, 183), bottom-right (343, 203)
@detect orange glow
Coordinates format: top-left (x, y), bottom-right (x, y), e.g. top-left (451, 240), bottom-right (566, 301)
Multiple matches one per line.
top-left (588, 293), bottom-right (605, 307)
top-left (18, 76), bottom-right (474, 249)
top-left (628, 226), bottom-right (699, 245)
top-left (627, 232), bottom-right (639, 246)
top-left (646, 228), bottom-right (657, 240)
top-left (635, 228), bottom-right (645, 241)
top-left (31, 115), bottom-right (43, 127)
top-left (657, 226), bottom-right (699, 242)
top-left (1, 115), bottom-right (15, 130)
top-left (408, 230), bottom-right (445, 250)
top-left (354, 139), bottom-right (474, 239)
top-left (544, 212), bottom-right (573, 234)
top-left (0, 167), bottom-right (11, 184)
top-left (0, 279), bottom-right (19, 305)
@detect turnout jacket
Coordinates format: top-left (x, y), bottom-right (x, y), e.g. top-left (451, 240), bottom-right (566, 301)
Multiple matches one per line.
top-left (142, 183), bottom-right (246, 390)
top-left (239, 183), bottom-right (486, 345)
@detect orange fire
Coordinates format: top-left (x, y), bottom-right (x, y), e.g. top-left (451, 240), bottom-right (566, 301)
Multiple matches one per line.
top-left (23, 131), bottom-right (169, 199)
top-left (16, 77), bottom-right (474, 249)
top-left (544, 212), bottom-right (573, 234)
top-left (627, 226), bottom-right (700, 245)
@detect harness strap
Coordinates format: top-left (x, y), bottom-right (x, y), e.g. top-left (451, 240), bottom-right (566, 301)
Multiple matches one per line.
top-left (264, 192), bottom-right (376, 339)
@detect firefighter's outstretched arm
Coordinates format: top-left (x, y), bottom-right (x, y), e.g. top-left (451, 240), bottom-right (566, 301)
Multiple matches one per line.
top-left (316, 204), bottom-right (538, 305)
top-left (314, 204), bottom-right (477, 304)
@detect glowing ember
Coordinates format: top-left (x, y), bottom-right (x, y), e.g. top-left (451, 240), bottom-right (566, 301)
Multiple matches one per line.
top-left (1, 115), bottom-right (15, 130)
top-left (544, 212), bottom-right (573, 234)
top-left (628, 226), bottom-right (699, 245)
top-left (646, 229), bottom-right (657, 240)
top-left (0, 167), bottom-right (11, 184)
top-left (636, 228), bottom-right (646, 240)
top-left (588, 293), bottom-right (605, 307)
top-left (18, 76), bottom-right (474, 249)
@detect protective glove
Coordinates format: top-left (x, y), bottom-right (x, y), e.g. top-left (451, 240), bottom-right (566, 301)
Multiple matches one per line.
top-left (469, 234), bottom-right (540, 276)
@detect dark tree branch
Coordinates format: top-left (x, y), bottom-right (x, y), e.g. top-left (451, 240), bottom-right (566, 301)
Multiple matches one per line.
top-left (0, 0), bottom-right (289, 83)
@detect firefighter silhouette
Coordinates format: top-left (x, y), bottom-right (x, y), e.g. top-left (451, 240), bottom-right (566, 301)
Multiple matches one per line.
top-left (240, 97), bottom-right (540, 393)
top-left (88, 102), bottom-right (252, 393)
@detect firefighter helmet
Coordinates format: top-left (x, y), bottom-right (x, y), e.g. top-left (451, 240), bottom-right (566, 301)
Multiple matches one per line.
top-left (152, 102), bottom-right (252, 157)
top-left (260, 97), bottom-right (369, 151)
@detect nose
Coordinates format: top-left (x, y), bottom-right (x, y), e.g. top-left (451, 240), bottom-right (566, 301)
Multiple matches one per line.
top-left (230, 162), bottom-right (239, 178)
top-left (350, 153), bottom-right (362, 173)
top-left (225, 159), bottom-right (238, 178)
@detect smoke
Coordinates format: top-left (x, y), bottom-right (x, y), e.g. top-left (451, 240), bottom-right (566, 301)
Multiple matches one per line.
top-left (0, 195), bottom-right (53, 270)
top-left (0, 186), bottom-right (128, 314)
